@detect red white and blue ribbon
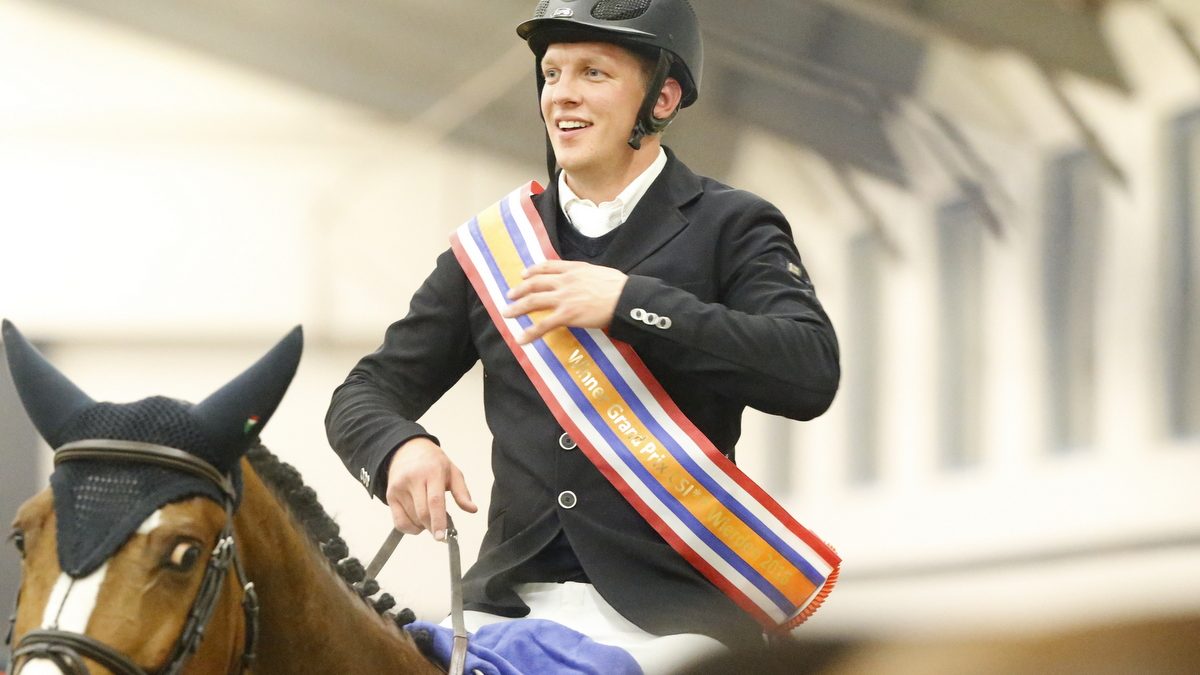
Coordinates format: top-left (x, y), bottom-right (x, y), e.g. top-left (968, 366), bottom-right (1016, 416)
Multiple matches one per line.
top-left (450, 181), bottom-right (841, 630)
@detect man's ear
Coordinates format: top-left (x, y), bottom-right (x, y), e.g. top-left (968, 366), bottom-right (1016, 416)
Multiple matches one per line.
top-left (653, 77), bottom-right (684, 122)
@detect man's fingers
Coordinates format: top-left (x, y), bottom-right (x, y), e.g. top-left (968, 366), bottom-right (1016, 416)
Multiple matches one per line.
top-left (507, 276), bottom-right (559, 301)
top-left (522, 260), bottom-right (573, 278)
top-left (502, 291), bottom-right (559, 319)
top-left (389, 495), bottom-right (421, 535)
top-left (519, 320), bottom-right (556, 344)
top-left (518, 311), bottom-right (566, 345)
top-left (384, 438), bottom-right (474, 540)
top-left (391, 487), bottom-right (419, 529)
top-left (449, 466), bottom-right (478, 513)
top-left (427, 487), bottom-right (448, 541)
top-left (410, 484), bottom-right (431, 533)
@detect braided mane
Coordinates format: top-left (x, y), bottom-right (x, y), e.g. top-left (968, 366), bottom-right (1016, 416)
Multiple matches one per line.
top-left (244, 444), bottom-right (421, 632)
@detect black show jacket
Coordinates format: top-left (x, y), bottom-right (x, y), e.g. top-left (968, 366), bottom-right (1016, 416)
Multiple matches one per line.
top-left (326, 150), bottom-right (840, 648)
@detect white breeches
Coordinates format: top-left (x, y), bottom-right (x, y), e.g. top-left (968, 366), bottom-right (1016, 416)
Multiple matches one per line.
top-left (442, 581), bottom-right (731, 674)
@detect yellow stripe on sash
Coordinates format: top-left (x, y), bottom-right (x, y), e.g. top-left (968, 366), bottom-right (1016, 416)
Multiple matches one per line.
top-left (476, 203), bottom-right (529, 298)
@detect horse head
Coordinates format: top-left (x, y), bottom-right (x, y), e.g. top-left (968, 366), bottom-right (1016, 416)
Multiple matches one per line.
top-left (4, 320), bottom-right (301, 675)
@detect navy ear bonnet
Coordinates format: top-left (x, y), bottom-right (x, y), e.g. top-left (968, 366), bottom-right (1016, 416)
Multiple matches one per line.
top-left (2, 320), bottom-right (302, 577)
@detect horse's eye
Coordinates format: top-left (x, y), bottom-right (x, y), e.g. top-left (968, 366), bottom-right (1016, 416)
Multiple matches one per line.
top-left (165, 541), bottom-right (202, 572)
top-left (8, 531), bottom-right (25, 558)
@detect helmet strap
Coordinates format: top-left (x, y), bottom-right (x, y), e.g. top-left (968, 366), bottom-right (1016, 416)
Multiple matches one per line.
top-left (627, 50), bottom-right (677, 150)
top-left (535, 60), bottom-right (559, 181)
top-left (545, 129), bottom-right (558, 183)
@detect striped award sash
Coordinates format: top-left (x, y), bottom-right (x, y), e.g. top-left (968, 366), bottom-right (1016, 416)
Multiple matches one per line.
top-left (450, 181), bottom-right (841, 631)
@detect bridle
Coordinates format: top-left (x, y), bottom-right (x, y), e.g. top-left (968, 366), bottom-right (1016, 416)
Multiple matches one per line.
top-left (7, 439), bottom-right (259, 675)
top-left (9, 440), bottom-right (259, 674)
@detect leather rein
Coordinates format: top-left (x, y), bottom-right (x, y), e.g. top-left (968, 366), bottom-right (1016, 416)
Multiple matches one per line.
top-left (7, 440), bottom-right (259, 675)
top-left (365, 522), bottom-right (469, 675)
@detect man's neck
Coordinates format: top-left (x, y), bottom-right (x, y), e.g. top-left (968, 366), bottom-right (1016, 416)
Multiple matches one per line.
top-left (563, 140), bottom-right (662, 203)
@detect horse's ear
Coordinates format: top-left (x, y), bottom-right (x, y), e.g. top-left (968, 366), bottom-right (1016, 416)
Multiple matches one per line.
top-left (192, 326), bottom-right (303, 460)
top-left (2, 319), bottom-right (96, 446)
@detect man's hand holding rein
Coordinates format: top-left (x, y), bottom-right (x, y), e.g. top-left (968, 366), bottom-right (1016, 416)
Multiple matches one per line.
top-left (503, 260), bottom-right (628, 344)
top-left (385, 436), bottom-right (478, 541)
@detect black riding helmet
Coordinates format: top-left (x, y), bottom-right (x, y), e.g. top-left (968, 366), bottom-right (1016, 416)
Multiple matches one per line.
top-left (517, 0), bottom-right (704, 156)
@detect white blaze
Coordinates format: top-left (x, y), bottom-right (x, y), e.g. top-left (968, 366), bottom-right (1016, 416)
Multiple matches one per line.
top-left (137, 509), bottom-right (164, 535)
top-left (17, 509), bottom-right (163, 674)
top-left (39, 562), bottom-right (109, 632)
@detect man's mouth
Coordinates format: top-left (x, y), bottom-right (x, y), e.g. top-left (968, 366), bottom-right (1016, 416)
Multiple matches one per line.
top-left (557, 120), bottom-right (592, 131)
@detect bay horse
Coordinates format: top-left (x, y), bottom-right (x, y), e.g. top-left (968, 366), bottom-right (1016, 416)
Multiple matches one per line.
top-left (3, 321), bottom-right (442, 674)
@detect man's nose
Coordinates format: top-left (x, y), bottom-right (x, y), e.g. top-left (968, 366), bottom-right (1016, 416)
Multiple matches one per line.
top-left (551, 74), bottom-right (581, 105)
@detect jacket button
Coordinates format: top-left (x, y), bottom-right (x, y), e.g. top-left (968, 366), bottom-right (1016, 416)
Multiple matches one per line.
top-left (558, 433), bottom-right (577, 450)
top-left (557, 491), bottom-right (577, 509)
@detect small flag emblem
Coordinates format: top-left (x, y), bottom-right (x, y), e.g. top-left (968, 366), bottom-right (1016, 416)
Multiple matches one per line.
top-left (244, 416), bottom-right (260, 434)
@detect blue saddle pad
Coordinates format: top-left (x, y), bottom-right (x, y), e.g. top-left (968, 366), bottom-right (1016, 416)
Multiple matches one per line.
top-left (406, 618), bottom-right (642, 675)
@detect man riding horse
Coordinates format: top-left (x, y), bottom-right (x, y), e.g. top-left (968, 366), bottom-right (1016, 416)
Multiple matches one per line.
top-left (327, 0), bottom-right (842, 671)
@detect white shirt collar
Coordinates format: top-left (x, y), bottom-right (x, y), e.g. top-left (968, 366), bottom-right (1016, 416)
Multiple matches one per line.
top-left (558, 148), bottom-right (668, 238)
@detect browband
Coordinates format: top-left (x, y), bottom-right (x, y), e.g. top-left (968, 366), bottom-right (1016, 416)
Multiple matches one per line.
top-left (55, 439), bottom-right (237, 502)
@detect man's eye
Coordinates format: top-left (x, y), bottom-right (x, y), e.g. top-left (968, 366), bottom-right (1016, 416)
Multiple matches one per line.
top-left (9, 531), bottom-right (25, 558)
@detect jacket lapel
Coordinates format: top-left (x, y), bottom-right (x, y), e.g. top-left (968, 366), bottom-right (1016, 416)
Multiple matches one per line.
top-left (531, 179), bottom-right (561, 253)
top-left (597, 149), bottom-right (703, 273)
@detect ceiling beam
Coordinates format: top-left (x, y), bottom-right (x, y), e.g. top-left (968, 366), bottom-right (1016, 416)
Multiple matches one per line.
top-left (815, 0), bottom-right (1130, 90)
top-left (37, 0), bottom-right (523, 120)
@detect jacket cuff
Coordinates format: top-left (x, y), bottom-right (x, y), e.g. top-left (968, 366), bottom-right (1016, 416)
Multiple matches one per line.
top-left (610, 274), bottom-right (685, 345)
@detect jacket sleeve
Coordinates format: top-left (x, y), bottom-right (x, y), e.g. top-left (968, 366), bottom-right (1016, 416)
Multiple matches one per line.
top-left (325, 248), bottom-right (479, 501)
top-left (608, 200), bottom-right (839, 421)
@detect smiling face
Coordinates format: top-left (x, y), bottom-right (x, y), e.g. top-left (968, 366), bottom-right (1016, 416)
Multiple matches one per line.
top-left (540, 41), bottom-right (664, 200)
